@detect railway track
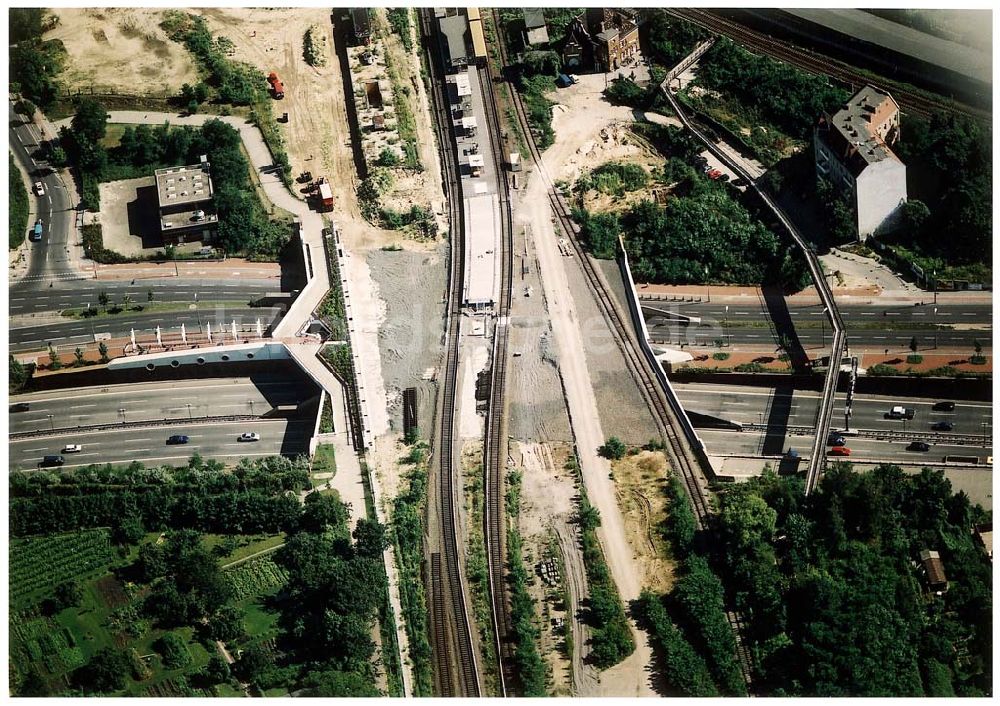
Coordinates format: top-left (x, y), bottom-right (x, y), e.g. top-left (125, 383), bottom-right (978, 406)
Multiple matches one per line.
top-left (477, 48), bottom-right (516, 695)
top-left (667, 8), bottom-right (990, 123)
top-left (489, 8), bottom-right (755, 688)
top-left (419, 9), bottom-right (481, 698)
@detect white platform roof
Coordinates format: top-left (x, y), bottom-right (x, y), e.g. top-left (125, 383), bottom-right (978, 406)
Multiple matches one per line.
top-left (463, 193), bottom-right (499, 308)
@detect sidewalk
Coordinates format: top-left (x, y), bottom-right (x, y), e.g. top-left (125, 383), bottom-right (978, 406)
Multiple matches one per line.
top-left (635, 282), bottom-right (992, 306)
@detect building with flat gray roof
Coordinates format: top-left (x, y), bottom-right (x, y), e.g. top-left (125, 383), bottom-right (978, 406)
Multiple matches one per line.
top-left (155, 161), bottom-right (218, 245)
top-left (463, 193), bottom-right (499, 309)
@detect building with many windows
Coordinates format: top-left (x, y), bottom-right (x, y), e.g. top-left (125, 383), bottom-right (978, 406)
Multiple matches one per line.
top-left (155, 159), bottom-right (217, 245)
top-left (814, 85), bottom-right (907, 240)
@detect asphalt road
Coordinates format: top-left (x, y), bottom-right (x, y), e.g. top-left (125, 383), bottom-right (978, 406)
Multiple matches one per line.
top-left (10, 306), bottom-right (283, 353)
top-left (9, 101), bottom-right (76, 286)
top-left (10, 280), bottom-right (279, 316)
top-left (674, 382), bottom-right (992, 449)
top-left (698, 428), bottom-right (992, 465)
top-left (643, 300), bottom-right (991, 349)
top-left (10, 419), bottom-right (313, 471)
top-left (10, 377), bottom-right (316, 434)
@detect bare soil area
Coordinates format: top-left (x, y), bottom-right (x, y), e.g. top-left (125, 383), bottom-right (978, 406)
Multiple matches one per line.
top-left (610, 451), bottom-right (677, 595)
top-left (45, 8), bottom-right (199, 94)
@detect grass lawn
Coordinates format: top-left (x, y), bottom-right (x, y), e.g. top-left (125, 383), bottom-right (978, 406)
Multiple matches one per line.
top-left (312, 443), bottom-right (336, 479)
top-left (202, 533), bottom-right (285, 565)
top-left (99, 124), bottom-right (129, 150)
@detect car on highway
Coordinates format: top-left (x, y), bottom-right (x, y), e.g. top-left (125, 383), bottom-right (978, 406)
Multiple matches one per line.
top-left (238, 432), bottom-right (261, 442)
top-left (62, 444), bottom-right (83, 453)
top-left (907, 441), bottom-right (930, 452)
top-left (10, 402), bottom-right (30, 412)
top-left (29, 219), bottom-right (43, 242)
top-left (166, 434), bottom-right (190, 445)
top-left (40, 455), bottom-right (64, 467)
top-left (829, 446), bottom-right (851, 457)
top-left (933, 401), bottom-right (956, 412)
top-left (931, 421), bottom-right (954, 431)
top-left (34, 181), bottom-right (45, 196)
top-left (885, 405), bottom-right (915, 420)
top-left (827, 434), bottom-right (846, 446)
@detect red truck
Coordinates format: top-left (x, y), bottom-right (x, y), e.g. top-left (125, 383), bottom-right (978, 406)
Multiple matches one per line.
top-left (267, 71), bottom-right (285, 99)
top-left (317, 179), bottom-right (333, 211)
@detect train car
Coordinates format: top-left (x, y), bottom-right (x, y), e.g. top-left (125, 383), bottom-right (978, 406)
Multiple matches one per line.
top-left (468, 9), bottom-right (487, 66)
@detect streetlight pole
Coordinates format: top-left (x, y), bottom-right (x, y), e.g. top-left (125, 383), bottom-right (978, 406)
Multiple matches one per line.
top-left (249, 399), bottom-right (256, 417)
top-left (724, 305), bottom-right (728, 346)
top-left (46, 413), bottom-right (54, 431)
top-left (119, 407), bottom-right (127, 424)
top-left (705, 265), bottom-right (711, 303)
top-left (186, 403), bottom-right (192, 420)
top-left (933, 270), bottom-right (937, 305)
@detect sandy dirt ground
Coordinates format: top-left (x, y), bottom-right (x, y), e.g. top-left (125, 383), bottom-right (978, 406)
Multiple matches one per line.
top-left (97, 177), bottom-right (159, 256)
top-left (45, 8), bottom-right (200, 94)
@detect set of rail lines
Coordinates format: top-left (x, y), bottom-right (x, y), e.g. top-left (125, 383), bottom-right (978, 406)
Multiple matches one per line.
top-left (419, 9), bottom-right (480, 698)
top-left (478, 41), bottom-right (517, 697)
top-left (489, 8), bottom-right (756, 688)
top-left (667, 8), bottom-right (990, 123)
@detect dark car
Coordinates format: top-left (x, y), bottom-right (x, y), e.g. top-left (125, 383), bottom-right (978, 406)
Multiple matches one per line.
top-left (40, 455), bottom-right (64, 467)
top-left (907, 441), bottom-right (930, 452)
top-left (166, 434), bottom-right (190, 445)
top-left (933, 401), bottom-right (956, 412)
top-left (10, 402), bottom-right (30, 412)
top-left (827, 434), bottom-right (846, 446)
top-left (931, 421), bottom-right (954, 432)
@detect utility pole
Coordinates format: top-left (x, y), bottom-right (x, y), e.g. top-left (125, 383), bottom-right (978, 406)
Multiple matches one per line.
top-left (186, 403), bottom-right (193, 420)
top-left (933, 270), bottom-right (937, 305)
top-left (119, 407), bottom-right (127, 424)
top-left (46, 413), bottom-right (54, 431)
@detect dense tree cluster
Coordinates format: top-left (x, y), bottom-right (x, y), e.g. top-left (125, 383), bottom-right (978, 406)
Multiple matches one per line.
top-left (642, 11), bottom-right (710, 67)
top-left (10, 39), bottom-right (66, 109)
top-left (712, 465), bottom-right (992, 696)
top-left (695, 39), bottom-right (849, 140)
top-left (636, 590), bottom-right (718, 697)
top-left (892, 113), bottom-right (991, 270)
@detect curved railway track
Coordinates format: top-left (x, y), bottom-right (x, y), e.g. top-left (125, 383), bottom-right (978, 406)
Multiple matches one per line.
top-left (419, 9), bottom-right (480, 697)
top-left (489, 8), bottom-right (754, 687)
top-left (668, 8), bottom-right (990, 123)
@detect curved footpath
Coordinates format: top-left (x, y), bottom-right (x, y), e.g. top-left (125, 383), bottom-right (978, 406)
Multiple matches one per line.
top-left (52, 110), bottom-right (411, 695)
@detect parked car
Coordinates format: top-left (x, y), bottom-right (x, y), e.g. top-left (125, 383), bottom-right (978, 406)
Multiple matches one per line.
top-left (166, 434), bottom-right (190, 445)
top-left (10, 402), bottom-right (30, 412)
top-left (907, 441), bottom-right (930, 452)
top-left (238, 432), bottom-right (261, 442)
top-left (827, 434), bottom-right (846, 446)
top-left (933, 401), bottom-right (956, 412)
top-left (40, 455), bottom-right (64, 466)
top-left (62, 444), bottom-right (83, 453)
top-left (34, 181), bottom-right (45, 196)
top-left (931, 421), bottom-right (954, 432)
top-left (829, 446), bottom-right (851, 457)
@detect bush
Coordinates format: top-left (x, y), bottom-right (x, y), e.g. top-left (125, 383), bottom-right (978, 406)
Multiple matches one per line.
top-left (598, 437), bottom-right (627, 461)
top-left (712, 352), bottom-right (730, 361)
top-left (906, 354), bottom-right (924, 365)
top-left (585, 161), bottom-right (649, 196)
top-left (733, 362), bottom-right (766, 373)
top-left (637, 590), bottom-right (718, 696)
top-left (80, 173), bottom-right (101, 212)
top-left (154, 632), bottom-right (192, 670)
top-left (81, 224), bottom-right (130, 264)
top-left (605, 77), bottom-right (646, 107)
top-left (9, 154), bottom-right (29, 249)
top-left (867, 363), bottom-right (900, 377)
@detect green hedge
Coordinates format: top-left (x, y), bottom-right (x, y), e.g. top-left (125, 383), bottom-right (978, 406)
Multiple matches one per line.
top-left (81, 223), bottom-right (129, 264)
top-left (9, 153), bottom-right (29, 249)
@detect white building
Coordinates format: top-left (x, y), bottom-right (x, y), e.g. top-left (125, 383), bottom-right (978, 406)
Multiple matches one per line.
top-left (814, 85), bottom-right (907, 240)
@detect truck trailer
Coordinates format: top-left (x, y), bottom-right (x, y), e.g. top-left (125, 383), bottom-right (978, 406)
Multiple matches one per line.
top-left (318, 180), bottom-right (333, 211)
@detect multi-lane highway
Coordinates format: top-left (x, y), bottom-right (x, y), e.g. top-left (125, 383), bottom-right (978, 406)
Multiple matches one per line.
top-left (10, 419), bottom-right (313, 471)
top-left (9, 101), bottom-right (77, 285)
top-left (10, 377), bottom-right (315, 433)
top-left (9, 376), bottom-right (318, 469)
top-left (10, 280), bottom-right (278, 316)
top-left (675, 382), bottom-right (991, 434)
top-left (11, 305), bottom-right (283, 353)
top-left (643, 300), bottom-right (991, 349)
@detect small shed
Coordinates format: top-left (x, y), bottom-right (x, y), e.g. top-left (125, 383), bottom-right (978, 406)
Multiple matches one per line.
top-left (919, 549), bottom-right (949, 593)
top-left (523, 9), bottom-right (549, 46)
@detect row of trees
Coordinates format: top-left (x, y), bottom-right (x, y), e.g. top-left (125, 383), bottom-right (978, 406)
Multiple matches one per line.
top-left (10, 8), bottom-right (65, 110)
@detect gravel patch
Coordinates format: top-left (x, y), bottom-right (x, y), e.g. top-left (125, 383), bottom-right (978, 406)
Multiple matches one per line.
top-left (367, 246), bottom-right (447, 431)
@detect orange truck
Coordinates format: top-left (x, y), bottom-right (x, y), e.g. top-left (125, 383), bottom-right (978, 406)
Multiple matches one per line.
top-left (318, 179), bottom-right (333, 211)
top-left (267, 71), bottom-right (285, 99)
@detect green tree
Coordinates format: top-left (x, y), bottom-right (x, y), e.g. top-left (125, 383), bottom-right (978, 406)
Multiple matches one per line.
top-left (9, 355), bottom-right (29, 393)
top-left (598, 436), bottom-right (627, 460)
top-left (187, 99), bottom-right (199, 115)
top-left (902, 199), bottom-right (930, 232)
top-left (10, 42), bottom-right (63, 107)
top-left (72, 647), bottom-right (131, 694)
top-left (299, 491), bottom-right (351, 534)
top-left (353, 518), bottom-right (389, 558)
top-left (605, 77), bottom-right (645, 106)
top-left (202, 654), bottom-right (231, 685)
top-left (207, 605), bottom-right (244, 642)
top-left (73, 347), bottom-right (86, 367)
top-left (98, 290), bottom-right (110, 311)
top-left (301, 669), bottom-right (381, 696)
top-left (121, 293), bottom-right (132, 311)
top-left (910, 336), bottom-right (918, 354)
top-left (10, 8), bottom-right (45, 43)
top-left (147, 289), bottom-right (155, 303)
top-left (521, 49), bottom-right (561, 77)
top-left (194, 82), bottom-right (210, 103)
top-left (70, 97), bottom-right (109, 145)
top-left (98, 341), bottom-right (110, 364)
top-left (155, 632), bottom-right (192, 669)
top-left (47, 345), bottom-right (61, 370)
top-left (13, 99), bottom-right (37, 120)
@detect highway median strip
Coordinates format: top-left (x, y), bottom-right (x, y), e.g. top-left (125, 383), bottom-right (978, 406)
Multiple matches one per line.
top-left (60, 300), bottom-right (249, 320)
top-left (12, 414), bottom-right (269, 440)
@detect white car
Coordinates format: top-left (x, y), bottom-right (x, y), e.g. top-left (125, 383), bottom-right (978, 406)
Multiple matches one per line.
top-left (237, 432), bottom-right (261, 442)
top-left (34, 181), bottom-right (44, 196)
top-left (62, 444), bottom-right (83, 453)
